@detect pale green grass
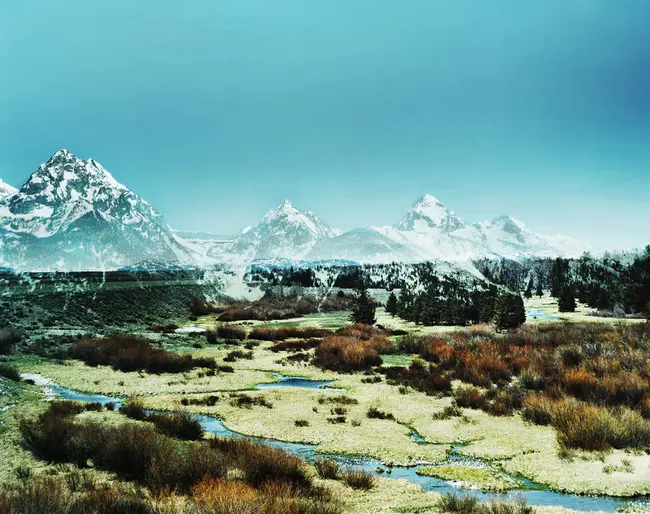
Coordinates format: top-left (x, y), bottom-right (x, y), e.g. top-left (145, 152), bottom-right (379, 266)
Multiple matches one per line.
top-left (416, 465), bottom-right (521, 492)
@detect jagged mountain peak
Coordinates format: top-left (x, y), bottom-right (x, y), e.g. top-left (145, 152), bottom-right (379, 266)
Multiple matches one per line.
top-left (23, 149), bottom-right (127, 200)
top-left (0, 150), bottom-right (188, 270)
top-left (397, 193), bottom-right (467, 233)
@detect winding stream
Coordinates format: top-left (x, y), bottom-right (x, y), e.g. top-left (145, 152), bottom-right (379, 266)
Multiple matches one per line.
top-left (527, 308), bottom-right (562, 321)
top-left (30, 373), bottom-right (647, 512)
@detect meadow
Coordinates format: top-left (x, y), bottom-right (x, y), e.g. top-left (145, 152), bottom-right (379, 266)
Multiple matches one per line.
top-left (0, 290), bottom-right (649, 513)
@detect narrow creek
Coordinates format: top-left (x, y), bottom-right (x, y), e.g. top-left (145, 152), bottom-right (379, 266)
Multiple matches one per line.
top-left (26, 373), bottom-right (647, 513)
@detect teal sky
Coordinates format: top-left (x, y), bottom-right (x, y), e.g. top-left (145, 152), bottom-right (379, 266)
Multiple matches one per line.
top-left (1, 1), bottom-right (650, 250)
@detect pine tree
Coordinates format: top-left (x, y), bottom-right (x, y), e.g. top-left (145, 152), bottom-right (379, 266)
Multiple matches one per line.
top-left (385, 291), bottom-right (398, 316)
top-left (558, 286), bottom-right (577, 313)
top-left (494, 293), bottom-right (526, 330)
top-left (535, 281), bottom-right (544, 298)
top-left (349, 281), bottom-right (376, 325)
top-left (523, 279), bottom-right (533, 299)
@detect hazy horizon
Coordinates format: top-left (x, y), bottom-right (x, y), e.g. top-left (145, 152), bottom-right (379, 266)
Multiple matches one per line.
top-left (2, 1), bottom-right (650, 251)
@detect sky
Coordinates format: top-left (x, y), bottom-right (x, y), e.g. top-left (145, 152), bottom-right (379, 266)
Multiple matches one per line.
top-left (1, 1), bottom-right (650, 250)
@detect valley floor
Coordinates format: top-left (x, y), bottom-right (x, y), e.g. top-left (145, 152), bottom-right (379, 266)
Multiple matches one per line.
top-left (1, 300), bottom-right (648, 513)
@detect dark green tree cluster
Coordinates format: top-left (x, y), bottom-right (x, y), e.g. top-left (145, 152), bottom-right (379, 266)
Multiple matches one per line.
top-left (393, 278), bottom-right (502, 327)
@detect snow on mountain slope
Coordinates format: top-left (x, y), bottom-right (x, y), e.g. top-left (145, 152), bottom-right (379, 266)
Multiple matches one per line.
top-left (397, 194), bottom-right (467, 233)
top-left (0, 179), bottom-right (18, 199)
top-left (476, 215), bottom-right (590, 258)
top-left (306, 228), bottom-right (416, 263)
top-left (0, 150), bottom-right (589, 270)
top-left (0, 149), bottom-right (191, 270)
top-left (208, 200), bottom-right (338, 264)
top-left (209, 194), bottom-right (589, 266)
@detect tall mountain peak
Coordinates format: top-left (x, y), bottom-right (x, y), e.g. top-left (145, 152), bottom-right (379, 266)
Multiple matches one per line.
top-left (0, 150), bottom-right (186, 270)
top-left (397, 194), bottom-right (467, 233)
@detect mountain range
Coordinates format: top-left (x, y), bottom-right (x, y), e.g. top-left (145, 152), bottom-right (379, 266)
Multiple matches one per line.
top-left (0, 150), bottom-right (589, 270)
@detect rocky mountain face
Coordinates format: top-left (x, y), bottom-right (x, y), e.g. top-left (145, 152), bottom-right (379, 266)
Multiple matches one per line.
top-left (208, 200), bottom-right (337, 263)
top-left (0, 150), bottom-right (188, 270)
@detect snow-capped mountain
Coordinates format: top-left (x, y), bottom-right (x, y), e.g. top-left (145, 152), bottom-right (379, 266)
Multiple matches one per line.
top-left (208, 200), bottom-right (337, 263)
top-left (0, 149), bottom-right (189, 270)
top-left (210, 194), bottom-right (588, 266)
top-left (0, 179), bottom-right (17, 199)
top-left (0, 150), bottom-right (590, 271)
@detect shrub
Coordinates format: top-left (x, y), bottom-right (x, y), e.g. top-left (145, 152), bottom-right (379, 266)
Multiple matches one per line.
top-left (84, 402), bottom-right (103, 412)
top-left (382, 361), bottom-right (452, 396)
top-left (295, 419), bottom-right (310, 427)
top-left (366, 407), bottom-right (395, 420)
top-left (70, 335), bottom-right (215, 374)
top-left (223, 350), bottom-right (254, 362)
top-left (453, 385), bottom-right (487, 410)
top-left (327, 416), bottom-right (346, 424)
top-left (0, 364), bottom-right (20, 381)
top-left (314, 334), bottom-right (387, 372)
top-left (317, 395), bottom-right (359, 406)
top-left (522, 393), bottom-right (556, 425)
top-left (432, 405), bottom-right (464, 420)
top-left (209, 437), bottom-right (312, 491)
top-left (436, 492), bottom-right (534, 514)
top-left (214, 324), bottom-right (247, 340)
top-left (146, 412), bottom-right (204, 440)
top-left (249, 326), bottom-right (331, 341)
top-left (120, 397), bottom-right (146, 420)
top-left (341, 468), bottom-right (374, 490)
top-left (0, 328), bottom-right (24, 354)
top-left (314, 458), bottom-right (340, 479)
top-left (230, 394), bottom-right (273, 409)
top-left (271, 338), bottom-right (322, 353)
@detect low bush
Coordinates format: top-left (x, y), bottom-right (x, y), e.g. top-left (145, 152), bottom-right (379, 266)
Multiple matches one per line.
top-left (230, 394), bottom-right (273, 409)
top-left (0, 364), bottom-right (20, 381)
top-left (437, 492), bottom-right (534, 514)
top-left (453, 385), bottom-right (487, 410)
top-left (0, 328), bottom-right (24, 354)
top-left (382, 360), bottom-right (452, 396)
top-left (314, 458), bottom-right (340, 479)
top-left (70, 335), bottom-right (216, 374)
top-left (314, 334), bottom-right (386, 372)
top-left (146, 412), bottom-right (204, 440)
top-left (250, 326), bottom-right (331, 341)
top-left (0, 476), bottom-right (165, 514)
top-left (214, 324), bottom-right (247, 340)
top-left (147, 324), bottom-right (179, 333)
top-left (432, 405), bottom-right (464, 420)
top-left (366, 406), bottom-right (395, 420)
top-left (523, 393), bottom-right (650, 451)
top-left (223, 350), bottom-right (254, 362)
top-left (270, 338), bottom-right (322, 353)
top-left (295, 419), bottom-right (310, 427)
top-left (317, 395), bottom-right (359, 406)
top-left (182, 395), bottom-right (220, 407)
top-left (341, 468), bottom-right (374, 490)
top-left (120, 397), bottom-right (146, 420)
